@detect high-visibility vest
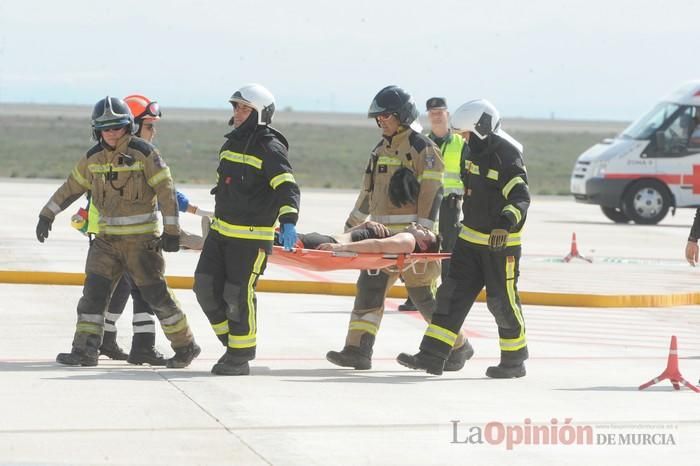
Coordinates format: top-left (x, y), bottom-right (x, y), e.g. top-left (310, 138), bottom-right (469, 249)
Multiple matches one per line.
top-left (87, 197), bottom-right (100, 234)
top-left (440, 132), bottom-right (465, 195)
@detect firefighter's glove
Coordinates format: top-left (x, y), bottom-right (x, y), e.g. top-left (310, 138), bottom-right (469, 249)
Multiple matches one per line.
top-left (160, 233), bottom-right (180, 252)
top-left (176, 191), bottom-right (190, 213)
top-left (488, 228), bottom-right (509, 251)
top-left (36, 215), bottom-right (53, 243)
top-left (280, 223), bottom-right (297, 251)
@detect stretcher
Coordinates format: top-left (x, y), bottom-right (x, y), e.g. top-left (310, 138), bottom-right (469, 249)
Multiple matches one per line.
top-left (268, 246), bottom-right (451, 273)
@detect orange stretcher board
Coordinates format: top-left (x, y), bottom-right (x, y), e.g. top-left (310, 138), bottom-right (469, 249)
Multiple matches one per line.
top-left (268, 246), bottom-right (451, 273)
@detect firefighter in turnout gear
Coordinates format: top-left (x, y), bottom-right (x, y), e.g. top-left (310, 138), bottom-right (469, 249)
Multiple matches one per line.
top-left (326, 85), bottom-right (474, 371)
top-left (397, 99), bottom-right (530, 378)
top-left (194, 84), bottom-right (300, 376)
top-left (425, 97), bottom-right (468, 281)
top-left (36, 96), bottom-right (200, 368)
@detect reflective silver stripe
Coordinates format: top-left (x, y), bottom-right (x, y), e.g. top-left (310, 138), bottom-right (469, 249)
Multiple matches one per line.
top-left (102, 223), bottom-right (158, 235)
top-left (88, 162), bottom-right (144, 173)
top-left (372, 214), bottom-right (417, 224)
top-left (360, 313), bottom-right (382, 325)
top-left (133, 324), bottom-right (157, 334)
top-left (377, 156), bottom-right (403, 166)
top-left (132, 313), bottom-right (154, 324)
top-left (160, 313), bottom-right (183, 326)
top-left (102, 213), bottom-right (157, 226)
top-left (228, 334), bottom-right (257, 348)
top-left (105, 312), bottom-right (122, 322)
top-left (163, 216), bottom-right (179, 226)
top-left (103, 322), bottom-right (117, 332)
top-left (419, 170), bottom-right (443, 182)
top-left (424, 323), bottom-right (458, 346)
top-left (417, 218), bottom-right (435, 229)
top-left (46, 200), bottom-right (62, 215)
top-left (500, 335), bottom-right (527, 351)
top-left (80, 314), bottom-right (105, 324)
top-left (444, 187), bottom-right (464, 195)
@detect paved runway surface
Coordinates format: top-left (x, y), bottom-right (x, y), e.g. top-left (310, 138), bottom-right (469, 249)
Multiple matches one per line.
top-left (1, 180), bottom-right (699, 465)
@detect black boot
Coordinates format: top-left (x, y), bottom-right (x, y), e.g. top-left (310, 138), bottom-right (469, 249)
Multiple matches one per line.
top-left (99, 331), bottom-right (128, 360)
top-left (326, 346), bottom-right (372, 370)
top-left (165, 341), bottom-right (201, 368)
top-left (486, 361), bottom-right (526, 378)
top-left (217, 334), bottom-right (228, 346)
top-left (56, 348), bottom-right (99, 367)
top-left (396, 350), bottom-right (445, 375)
top-left (211, 351), bottom-right (250, 376)
top-left (398, 297), bottom-right (417, 311)
top-left (128, 333), bottom-right (166, 366)
top-left (444, 340), bottom-right (475, 372)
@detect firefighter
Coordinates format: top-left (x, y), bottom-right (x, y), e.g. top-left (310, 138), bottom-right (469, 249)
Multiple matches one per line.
top-left (426, 97), bottom-right (467, 281)
top-left (36, 96), bottom-right (200, 368)
top-left (326, 85), bottom-right (474, 371)
top-left (92, 94), bottom-right (210, 365)
top-left (397, 99), bottom-right (530, 378)
top-left (193, 84), bottom-right (300, 376)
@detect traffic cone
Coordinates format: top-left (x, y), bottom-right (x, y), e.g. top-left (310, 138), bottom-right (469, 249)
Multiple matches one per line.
top-left (563, 232), bottom-right (592, 263)
top-left (638, 336), bottom-right (699, 392)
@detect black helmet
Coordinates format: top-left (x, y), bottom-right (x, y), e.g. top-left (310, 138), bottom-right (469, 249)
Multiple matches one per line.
top-left (91, 96), bottom-right (134, 140)
top-left (388, 167), bottom-right (421, 207)
top-left (368, 85), bottom-right (419, 126)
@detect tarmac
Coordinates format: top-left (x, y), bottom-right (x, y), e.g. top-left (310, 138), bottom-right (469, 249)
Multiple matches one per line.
top-left (1, 179), bottom-right (700, 465)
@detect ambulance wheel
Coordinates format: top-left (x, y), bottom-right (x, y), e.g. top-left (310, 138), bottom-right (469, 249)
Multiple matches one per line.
top-left (600, 206), bottom-right (630, 223)
top-left (622, 180), bottom-right (671, 225)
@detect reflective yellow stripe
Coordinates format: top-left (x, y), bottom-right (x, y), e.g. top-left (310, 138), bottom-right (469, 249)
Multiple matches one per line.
top-left (468, 162), bottom-right (480, 175)
top-left (502, 204), bottom-right (522, 224)
top-left (418, 170), bottom-right (443, 182)
top-left (270, 173), bottom-right (296, 189)
top-left (101, 223), bottom-right (158, 235)
top-left (212, 320), bottom-right (229, 336)
top-left (76, 322), bottom-right (102, 335)
top-left (503, 256), bottom-right (526, 351)
top-left (162, 317), bottom-right (188, 335)
top-left (220, 150), bottom-right (262, 169)
top-left (211, 218), bottom-right (275, 240)
top-left (502, 176), bottom-right (526, 198)
top-left (458, 225), bottom-right (522, 247)
top-left (88, 162), bottom-right (145, 174)
top-left (424, 323), bottom-right (458, 346)
top-left (247, 249), bottom-right (266, 337)
top-left (349, 320), bottom-right (378, 335)
top-left (228, 335), bottom-right (257, 349)
top-left (71, 167), bottom-right (91, 189)
top-left (377, 156), bottom-right (403, 166)
top-left (278, 205), bottom-right (298, 217)
top-left (148, 167), bottom-right (171, 187)
top-left (487, 169), bottom-right (499, 181)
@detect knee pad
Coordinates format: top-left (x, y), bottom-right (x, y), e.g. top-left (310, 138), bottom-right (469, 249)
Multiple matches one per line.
top-left (193, 273), bottom-right (218, 312)
top-left (353, 272), bottom-right (390, 310)
top-left (486, 296), bottom-right (516, 329)
top-left (222, 281), bottom-right (242, 322)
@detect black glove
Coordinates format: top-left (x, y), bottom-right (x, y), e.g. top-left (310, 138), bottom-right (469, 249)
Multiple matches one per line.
top-left (36, 215), bottom-right (53, 243)
top-left (160, 233), bottom-right (180, 252)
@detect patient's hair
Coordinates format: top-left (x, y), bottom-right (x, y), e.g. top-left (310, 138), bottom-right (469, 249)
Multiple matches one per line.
top-left (409, 225), bottom-right (441, 253)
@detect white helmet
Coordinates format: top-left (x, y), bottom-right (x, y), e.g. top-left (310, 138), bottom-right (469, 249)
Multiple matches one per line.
top-left (229, 83), bottom-right (276, 125)
top-left (450, 99), bottom-right (500, 140)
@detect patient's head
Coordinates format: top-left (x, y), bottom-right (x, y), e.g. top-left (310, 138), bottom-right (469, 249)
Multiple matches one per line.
top-left (406, 223), bottom-right (440, 253)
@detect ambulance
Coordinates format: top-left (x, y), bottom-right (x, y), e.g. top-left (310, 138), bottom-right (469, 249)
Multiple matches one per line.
top-left (570, 81), bottom-right (700, 224)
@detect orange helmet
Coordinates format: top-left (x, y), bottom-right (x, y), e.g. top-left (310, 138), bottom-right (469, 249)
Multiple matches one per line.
top-left (124, 94), bottom-right (161, 137)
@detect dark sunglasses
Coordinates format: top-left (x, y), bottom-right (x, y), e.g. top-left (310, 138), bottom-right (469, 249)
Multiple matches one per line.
top-left (376, 112), bottom-right (395, 120)
top-left (102, 126), bottom-right (127, 133)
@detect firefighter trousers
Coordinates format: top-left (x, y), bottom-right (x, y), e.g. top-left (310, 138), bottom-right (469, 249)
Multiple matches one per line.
top-left (105, 273), bottom-right (157, 346)
top-left (438, 195), bottom-right (462, 281)
top-left (344, 261), bottom-right (466, 355)
top-left (419, 239), bottom-right (528, 364)
top-left (72, 235), bottom-right (194, 354)
top-left (194, 232), bottom-right (268, 363)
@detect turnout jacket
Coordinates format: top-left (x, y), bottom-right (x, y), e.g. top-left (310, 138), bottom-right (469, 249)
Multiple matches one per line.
top-left (346, 127), bottom-right (444, 233)
top-left (211, 125), bottom-right (300, 251)
top-left (40, 134), bottom-right (180, 237)
top-left (460, 133), bottom-right (530, 248)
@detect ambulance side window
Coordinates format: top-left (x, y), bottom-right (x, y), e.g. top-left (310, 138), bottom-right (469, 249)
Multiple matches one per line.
top-left (688, 107), bottom-right (700, 150)
top-left (656, 107), bottom-right (695, 156)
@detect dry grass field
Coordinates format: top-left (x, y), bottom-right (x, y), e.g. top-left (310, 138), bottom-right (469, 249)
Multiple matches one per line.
top-left (0, 104), bottom-right (627, 194)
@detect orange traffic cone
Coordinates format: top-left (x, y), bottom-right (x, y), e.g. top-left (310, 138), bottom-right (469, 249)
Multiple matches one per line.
top-left (563, 232), bottom-right (592, 263)
top-left (639, 336), bottom-right (699, 392)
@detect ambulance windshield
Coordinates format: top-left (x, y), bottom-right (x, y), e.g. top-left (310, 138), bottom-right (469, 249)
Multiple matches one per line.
top-left (621, 102), bottom-right (679, 140)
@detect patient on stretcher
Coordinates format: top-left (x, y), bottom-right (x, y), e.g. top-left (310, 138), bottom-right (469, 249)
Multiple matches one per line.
top-left (274, 221), bottom-right (440, 254)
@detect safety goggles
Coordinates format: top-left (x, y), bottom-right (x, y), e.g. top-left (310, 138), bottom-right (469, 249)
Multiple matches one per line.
top-left (135, 101), bottom-right (161, 120)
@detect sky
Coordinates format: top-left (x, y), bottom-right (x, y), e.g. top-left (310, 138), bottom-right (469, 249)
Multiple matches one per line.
top-left (1, 0), bottom-right (700, 121)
